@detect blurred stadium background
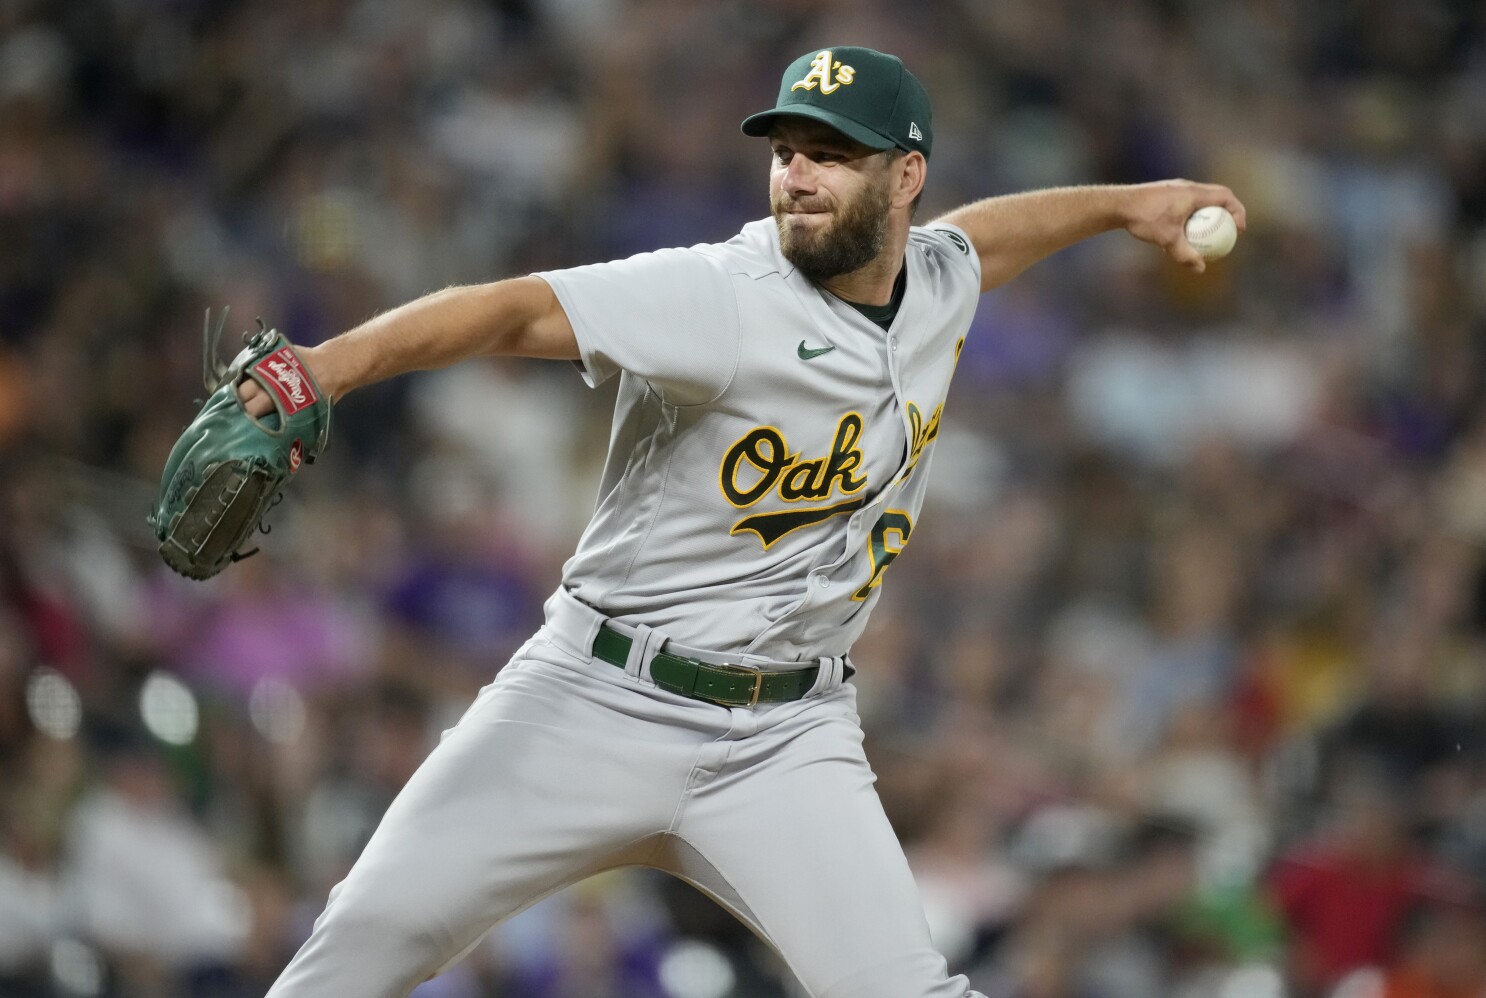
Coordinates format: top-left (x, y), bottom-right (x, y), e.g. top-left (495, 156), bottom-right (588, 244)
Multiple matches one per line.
top-left (4, 0), bottom-right (1486, 996)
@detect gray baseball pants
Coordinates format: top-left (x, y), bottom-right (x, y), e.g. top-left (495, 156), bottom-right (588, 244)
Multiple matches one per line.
top-left (266, 587), bottom-right (981, 998)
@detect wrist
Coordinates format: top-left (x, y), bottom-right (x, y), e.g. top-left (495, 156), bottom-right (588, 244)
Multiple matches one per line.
top-left (298, 343), bottom-right (345, 404)
top-left (1105, 185), bottom-right (1142, 232)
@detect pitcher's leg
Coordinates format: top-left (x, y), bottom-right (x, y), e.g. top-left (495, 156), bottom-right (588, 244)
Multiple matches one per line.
top-left (268, 645), bottom-right (693, 998)
top-left (666, 695), bottom-right (983, 998)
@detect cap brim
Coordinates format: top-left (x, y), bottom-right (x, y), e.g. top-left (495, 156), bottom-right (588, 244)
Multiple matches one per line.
top-left (740, 106), bottom-right (897, 151)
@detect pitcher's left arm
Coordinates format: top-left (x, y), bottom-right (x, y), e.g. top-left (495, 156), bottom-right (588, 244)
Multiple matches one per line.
top-left (933, 180), bottom-right (1246, 291)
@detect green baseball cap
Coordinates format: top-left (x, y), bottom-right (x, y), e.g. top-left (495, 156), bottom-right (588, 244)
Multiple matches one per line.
top-left (741, 46), bottom-right (933, 158)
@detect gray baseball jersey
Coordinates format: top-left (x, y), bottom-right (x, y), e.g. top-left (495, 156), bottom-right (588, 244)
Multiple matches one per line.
top-left (267, 216), bottom-right (991, 998)
top-left (539, 217), bottom-right (982, 661)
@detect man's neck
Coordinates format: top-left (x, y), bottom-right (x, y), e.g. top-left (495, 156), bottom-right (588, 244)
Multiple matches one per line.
top-left (817, 224), bottom-right (910, 305)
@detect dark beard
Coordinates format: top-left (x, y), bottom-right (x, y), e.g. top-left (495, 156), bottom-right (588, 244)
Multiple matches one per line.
top-left (773, 179), bottom-right (891, 284)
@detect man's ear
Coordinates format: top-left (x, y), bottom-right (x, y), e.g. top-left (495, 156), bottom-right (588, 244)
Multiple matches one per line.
top-left (894, 151), bottom-right (927, 211)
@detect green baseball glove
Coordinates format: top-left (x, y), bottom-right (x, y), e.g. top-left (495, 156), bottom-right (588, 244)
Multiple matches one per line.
top-left (149, 309), bottom-right (332, 580)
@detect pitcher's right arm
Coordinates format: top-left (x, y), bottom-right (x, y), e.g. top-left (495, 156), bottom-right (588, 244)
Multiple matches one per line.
top-left (240, 276), bottom-right (577, 416)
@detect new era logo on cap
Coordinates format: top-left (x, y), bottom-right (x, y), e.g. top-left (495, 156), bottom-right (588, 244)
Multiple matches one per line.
top-left (908, 122), bottom-right (923, 141)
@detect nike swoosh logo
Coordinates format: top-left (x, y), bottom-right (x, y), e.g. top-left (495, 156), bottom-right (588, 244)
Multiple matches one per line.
top-left (798, 341), bottom-right (837, 360)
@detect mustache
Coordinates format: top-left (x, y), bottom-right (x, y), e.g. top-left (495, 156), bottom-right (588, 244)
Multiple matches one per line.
top-left (773, 194), bottom-right (833, 214)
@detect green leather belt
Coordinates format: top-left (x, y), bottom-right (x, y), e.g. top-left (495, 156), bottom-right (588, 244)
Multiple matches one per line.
top-left (591, 625), bottom-right (819, 707)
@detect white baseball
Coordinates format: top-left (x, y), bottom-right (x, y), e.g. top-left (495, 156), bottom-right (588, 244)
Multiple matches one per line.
top-left (1184, 205), bottom-right (1238, 260)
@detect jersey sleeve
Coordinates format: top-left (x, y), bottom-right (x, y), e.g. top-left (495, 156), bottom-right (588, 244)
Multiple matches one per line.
top-left (918, 221), bottom-right (982, 288)
top-left (535, 247), bottom-right (742, 407)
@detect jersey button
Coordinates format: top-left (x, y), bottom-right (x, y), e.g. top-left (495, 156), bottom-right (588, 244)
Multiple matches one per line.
top-left (815, 575), bottom-right (830, 589)
top-left (888, 337), bottom-right (898, 352)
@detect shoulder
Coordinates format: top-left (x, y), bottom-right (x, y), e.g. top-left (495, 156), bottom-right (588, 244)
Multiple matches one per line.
top-left (539, 240), bottom-right (730, 294)
top-left (910, 221), bottom-right (977, 262)
top-left (691, 218), bottom-right (788, 281)
top-left (541, 219), bottom-right (782, 286)
top-left (908, 221), bottom-right (981, 290)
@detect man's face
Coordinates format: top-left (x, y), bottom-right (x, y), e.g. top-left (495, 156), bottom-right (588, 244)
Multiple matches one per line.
top-left (768, 119), bottom-right (896, 284)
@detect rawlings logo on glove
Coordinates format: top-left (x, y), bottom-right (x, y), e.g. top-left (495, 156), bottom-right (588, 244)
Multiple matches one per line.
top-left (148, 310), bottom-right (332, 580)
top-left (255, 348), bottom-right (319, 414)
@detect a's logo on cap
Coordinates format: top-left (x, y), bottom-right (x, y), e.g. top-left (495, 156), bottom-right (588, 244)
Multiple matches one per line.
top-left (790, 50), bottom-right (856, 95)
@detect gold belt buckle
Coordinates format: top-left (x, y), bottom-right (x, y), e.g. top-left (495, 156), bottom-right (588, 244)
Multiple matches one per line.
top-left (714, 663), bottom-right (764, 707)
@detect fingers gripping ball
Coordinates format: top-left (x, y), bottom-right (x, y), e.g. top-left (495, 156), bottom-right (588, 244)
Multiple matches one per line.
top-left (1185, 206), bottom-right (1238, 260)
top-left (149, 309), bottom-right (332, 580)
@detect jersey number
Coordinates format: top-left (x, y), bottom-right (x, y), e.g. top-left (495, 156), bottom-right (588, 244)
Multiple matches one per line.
top-left (853, 511), bottom-right (913, 600)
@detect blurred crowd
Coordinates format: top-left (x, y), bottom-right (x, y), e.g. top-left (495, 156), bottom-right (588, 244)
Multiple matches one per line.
top-left (4, 0), bottom-right (1486, 996)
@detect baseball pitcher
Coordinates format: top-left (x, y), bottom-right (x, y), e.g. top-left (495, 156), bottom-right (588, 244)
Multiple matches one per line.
top-left (178, 45), bottom-right (1244, 998)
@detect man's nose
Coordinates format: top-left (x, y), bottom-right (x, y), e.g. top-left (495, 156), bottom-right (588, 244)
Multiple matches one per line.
top-left (782, 155), bottom-right (818, 194)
